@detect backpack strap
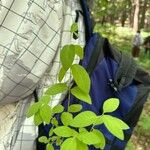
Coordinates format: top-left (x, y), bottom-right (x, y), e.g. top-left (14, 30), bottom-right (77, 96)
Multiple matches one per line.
top-left (114, 53), bottom-right (137, 91)
top-left (79, 0), bottom-right (93, 42)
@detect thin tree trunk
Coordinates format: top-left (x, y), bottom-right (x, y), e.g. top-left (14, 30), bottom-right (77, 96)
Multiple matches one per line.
top-left (133, 0), bottom-right (140, 31)
top-left (140, 0), bottom-right (148, 28)
top-left (121, 9), bottom-right (127, 27)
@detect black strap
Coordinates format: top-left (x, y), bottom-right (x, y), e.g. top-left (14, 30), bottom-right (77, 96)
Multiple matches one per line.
top-left (114, 53), bottom-right (137, 91)
top-left (79, 0), bottom-right (93, 42)
top-left (86, 34), bottom-right (105, 75)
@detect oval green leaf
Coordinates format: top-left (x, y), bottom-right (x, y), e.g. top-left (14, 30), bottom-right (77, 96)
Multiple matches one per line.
top-left (103, 98), bottom-right (120, 113)
top-left (102, 115), bottom-right (129, 140)
top-left (26, 102), bottom-right (41, 117)
top-left (68, 104), bottom-right (83, 113)
top-left (58, 67), bottom-right (67, 82)
top-left (45, 83), bottom-right (68, 95)
top-left (61, 138), bottom-right (76, 150)
top-left (70, 111), bottom-right (97, 127)
top-left (53, 126), bottom-right (77, 137)
top-left (74, 45), bottom-right (84, 59)
top-left (93, 129), bottom-right (105, 149)
top-left (38, 136), bottom-right (49, 144)
top-left (71, 86), bottom-right (92, 104)
top-left (71, 64), bottom-right (91, 93)
top-left (53, 104), bottom-right (64, 114)
top-left (60, 45), bottom-right (75, 70)
top-left (77, 131), bottom-right (101, 145)
top-left (70, 23), bottom-right (78, 33)
top-left (46, 143), bottom-right (54, 150)
top-left (34, 112), bottom-right (42, 126)
top-left (40, 104), bottom-right (52, 124)
top-left (61, 112), bottom-right (73, 126)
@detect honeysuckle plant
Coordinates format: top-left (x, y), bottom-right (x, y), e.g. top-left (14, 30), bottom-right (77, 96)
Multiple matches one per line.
top-left (27, 23), bottom-right (129, 150)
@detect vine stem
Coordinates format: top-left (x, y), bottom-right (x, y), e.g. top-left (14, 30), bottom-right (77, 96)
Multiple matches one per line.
top-left (67, 87), bottom-right (71, 111)
top-left (67, 68), bottom-right (72, 111)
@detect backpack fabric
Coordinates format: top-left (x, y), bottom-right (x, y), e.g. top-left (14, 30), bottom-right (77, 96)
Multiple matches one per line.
top-left (41, 0), bottom-right (150, 150)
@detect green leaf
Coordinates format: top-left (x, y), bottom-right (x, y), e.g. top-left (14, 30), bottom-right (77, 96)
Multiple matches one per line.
top-left (61, 112), bottom-right (73, 126)
top-left (49, 127), bottom-right (54, 136)
top-left (51, 117), bottom-right (58, 126)
top-left (58, 67), bottom-right (67, 82)
top-left (93, 129), bottom-right (105, 149)
top-left (45, 83), bottom-right (68, 95)
top-left (103, 98), bottom-right (120, 113)
top-left (53, 126), bottom-right (77, 137)
top-left (60, 45), bottom-right (75, 70)
top-left (40, 95), bottom-right (51, 104)
top-left (38, 136), bottom-right (49, 144)
top-left (53, 104), bottom-right (64, 114)
top-left (102, 115), bottom-right (129, 140)
top-left (74, 45), bottom-right (84, 59)
top-left (71, 86), bottom-right (92, 104)
top-left (93, 116), bottom-right (104, 126)
top-left (71, 64), bottom-right (90, 93)
top-left (56, 137), bottom-right (62, 146)
top-left (70, 23), bottom-right (78, 33)
top-left (46, 144), bottom-right (54, 150)
top-left (79, 128), bottom-right (88, 133)
top-left (34, 112), bottom-right (42, 126)
top-left (40, 104), bottom-right (52, 124)
top-left (26, 102), bottom-right (41, 117)
top-left (50, 136), bottom-right (57, 142)
top-left (76, 139), bottom-right (88, 150)
top-left (61, 138), bottom-right (76, 150)
top-left (68, 104), bottom-right (82, 113)
top-left (77, 131), bottom-right (102, 145)
top-left (70, 111), bottom-right (97, 127)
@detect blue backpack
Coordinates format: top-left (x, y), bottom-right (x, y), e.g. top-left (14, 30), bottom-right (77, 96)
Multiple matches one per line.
top-left (36, 0), bottom-right (150, 149)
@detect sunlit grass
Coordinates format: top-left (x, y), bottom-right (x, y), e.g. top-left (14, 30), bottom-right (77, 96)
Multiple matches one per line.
top-left (94, 24), bottom-right (150, 69)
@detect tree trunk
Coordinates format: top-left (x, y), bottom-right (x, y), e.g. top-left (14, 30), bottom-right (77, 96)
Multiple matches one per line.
top-left (121, 9), bottom-right (127, 27)
top-left (129, 0), bottom-right (134, 27)
top-left (140, 0), bottom-right (148, 28)
top-left (133, 0), bottom-right (140, 31)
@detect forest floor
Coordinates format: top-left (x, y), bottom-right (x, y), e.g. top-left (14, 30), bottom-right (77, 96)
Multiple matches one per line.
top-left (95, 24), bottom-right (150, 150)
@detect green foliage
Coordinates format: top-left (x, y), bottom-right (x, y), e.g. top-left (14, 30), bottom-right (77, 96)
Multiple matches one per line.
top-left (68, 104), bottom-right (82, 113)
top-left (26, 102), bottom-right (41, 117)
top-left (102, 115), bottom-right (129, 140)
top-left (71, 64), bottom-right (91, 93)
top-left (71, 86), bottom-right (92, 104)
top-left (46, 144), bottom-right (54, 150)
top-left (74, 45), bottom-right (84, 59)
top-left (52, 104), bottom-right (64, 114)
top-left (60, 45), bottom-right (75, 70)
top-left (38, 136), bottom-right (49, 144)
top-left (45, 83), bottom-right (68, 95)
top-left (93, 129), bottom-right (105, 149)
top-left (26, 23), bottom-right (130, 150)
top-left (61, 138), bottom-right (76, 150)
top-left (58, 67), bottom-right (66, 82)
top-left (34, 113), bottom-right (42, 126)
top-left (103, 98), bottom-right (120, 113)
top-left (70, 23), bottom-right (78, 33)
top-left (77, 131), bottom-right (102, 145)
top-left (53, 126), bottom-right (77, 137)
top-left (70, 111), bottom-right (97, 128)
top-left (61, 112), bottom-right (73, 126)
top-left (40, 104), bottom-right (52, 124)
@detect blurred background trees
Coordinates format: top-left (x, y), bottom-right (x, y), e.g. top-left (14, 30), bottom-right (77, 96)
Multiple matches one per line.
top-left (88, 0), bottom-right (150, 150)
top-left (88, 0), bottom-right (150, 31)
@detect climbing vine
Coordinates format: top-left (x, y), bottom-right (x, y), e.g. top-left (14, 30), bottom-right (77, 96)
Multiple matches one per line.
top-left (27, 23), bottom-right (129, 150)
